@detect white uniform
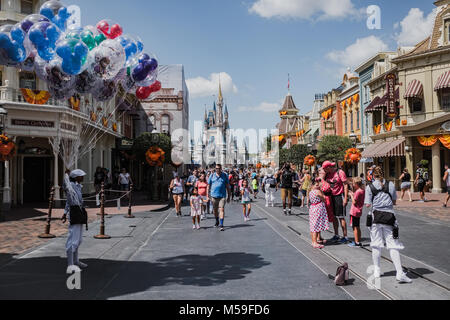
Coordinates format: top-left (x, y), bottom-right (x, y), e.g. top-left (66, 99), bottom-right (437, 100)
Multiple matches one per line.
top-left (64, 174), bottom-right (86, 268)
top-left (263, 175), bottom-right (276, 207)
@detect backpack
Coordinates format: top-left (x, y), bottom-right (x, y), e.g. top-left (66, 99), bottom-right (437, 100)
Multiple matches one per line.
top-left (422, 170), bottom-right (429, 181)
top-left (281, 170), bottom-right (294, 188)
top-left (266, 176), bottom-right (277, 188)
top-left (335, 263), bottom-right (349, 286)
top-left (368, 181), bottom-right (393, 203)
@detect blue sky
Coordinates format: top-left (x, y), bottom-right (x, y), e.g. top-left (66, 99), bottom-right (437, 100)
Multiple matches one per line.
top-left (70, 0), bottom-right (436, 134)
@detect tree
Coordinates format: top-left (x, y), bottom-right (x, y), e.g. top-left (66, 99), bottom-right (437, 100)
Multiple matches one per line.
top-left (133, 133), bottom-right (172, 164)
top-left (317, 135), bottom-right (353, 163)
top-left (279, 144), bottom-right (309, 166)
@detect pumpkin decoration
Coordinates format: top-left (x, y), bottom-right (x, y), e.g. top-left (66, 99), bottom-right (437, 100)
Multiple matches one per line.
top-left (374, 124), bottom-right (382, 134)
top-left (256, 163), bottom-right (262, 170)
top-left (384, 121), bottom-right (393, 132)
top-left (0, 135), bottom-right (16, 162)
top-left (112, 123), bottom-right (117, 132)
top-left (20, 89), bottom-right (51, 105)
top-left (401, 120), bottom-right (407, 126)
top-left (90, 112), bottom-right (97, 122)
top-left (145, 146), bottom-right (165, 167)
top-left (102, 117), bottom-right (108, 127)
top-left (344, 148), bottom-right (362, 165)
top-left (304, 155), bottom-right (316, 166)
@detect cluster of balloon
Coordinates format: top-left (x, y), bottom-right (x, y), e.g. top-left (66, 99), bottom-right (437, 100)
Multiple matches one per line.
top-left (0, 0), bottom-right (160, 101)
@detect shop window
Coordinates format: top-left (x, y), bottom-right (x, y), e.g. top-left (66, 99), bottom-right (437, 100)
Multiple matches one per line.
top-left (373, 111), bottom-right (382, 126)
top-left (350, 112), bottom-right (354, 132)
top-left (356, 110), bottom-right (360, 130)
top-left (19, 71), bottom-right (36, 90)
top-left (161, 115), bottom-right (170, 134)
top-left (441, 88), bottom-right (450, 110)
top-left (389, 157), bottom-right (396, 178)
top-left (21, 0), bottom-right (33, 15)
top-left (445, 19), bottom-right (450, 45)
top-left (409, 97), bottom-right (423, 113)
top-left (146, 115), bottom-right (155, 132)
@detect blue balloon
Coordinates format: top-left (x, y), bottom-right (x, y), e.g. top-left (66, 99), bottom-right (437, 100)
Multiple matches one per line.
top-left (28, 22), bottom-right (61, 61)
top-left (56, 38), bottom-right (88, 75)
top-left (21, 14), bottom-right (50, 33)
top-left (132, 53), bottom-right (158, 82)
top-left (0, 25), bottom-right (27, 65)
top-left (40, 6), bottom-right (71, 32)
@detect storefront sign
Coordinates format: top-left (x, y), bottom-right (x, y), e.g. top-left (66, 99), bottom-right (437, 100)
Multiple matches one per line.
top-left (117, 138), bottom-right (134, 150)
top-left (12, 119), bottom-right (54, 128)
top-left (385, 73), bottom-right (397, 118)
top-left (61, 122), bottom-right (77, 132)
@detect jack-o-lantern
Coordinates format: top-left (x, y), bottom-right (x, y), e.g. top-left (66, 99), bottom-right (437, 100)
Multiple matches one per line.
top-left (344, 148), bottom-right (362, 165)
top-left (145, 146), bottom-right (165, 167)
top-left (304, 155), bottom-right (316, 166)
top-left (0, 135), bottom-right (16, 161)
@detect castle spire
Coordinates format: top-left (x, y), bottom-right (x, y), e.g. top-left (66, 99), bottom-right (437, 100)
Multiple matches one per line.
top-left (218, 76), bottom-right (223, 102)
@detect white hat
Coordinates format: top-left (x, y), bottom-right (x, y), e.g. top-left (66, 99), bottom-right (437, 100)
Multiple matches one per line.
top-left (70, 169), bottom-right (86, 178)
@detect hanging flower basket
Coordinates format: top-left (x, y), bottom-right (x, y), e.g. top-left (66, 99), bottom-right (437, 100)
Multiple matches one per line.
top-left (146, 146), bottom-right (165, 167)
top-left (0, 135), bottom-right (16, 162)
top-left (102, 117), bottom-right (108, 127)
top-left (256, 163), bottom-right (262, 170)
top-left (304, 155), bottom-right (316, 166)
top-left (344, 148), bottom-right (362, 165)
top-left (90, 112), bottom-right (97, 122)
top-left (112, 123), bottom-right (117, 132)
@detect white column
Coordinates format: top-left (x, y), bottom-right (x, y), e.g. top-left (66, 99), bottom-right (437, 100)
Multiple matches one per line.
top-left (53, 152), bottom-right (60, 200)
top-left (3, 160), bottom-right (11, 211)
top-left (432, 142), bottom-right (442, 193)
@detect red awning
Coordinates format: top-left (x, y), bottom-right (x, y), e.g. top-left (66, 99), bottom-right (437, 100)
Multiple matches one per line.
top-left (404, 79), bottom-right (423, 98)
top-left (364, 88), bottom-right (399, 113)
top-left (435, 71), bottom-right (450, 91)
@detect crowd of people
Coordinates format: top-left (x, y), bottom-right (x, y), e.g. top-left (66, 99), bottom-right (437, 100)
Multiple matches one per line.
top-left (167, 160), bottom-right (412, 284)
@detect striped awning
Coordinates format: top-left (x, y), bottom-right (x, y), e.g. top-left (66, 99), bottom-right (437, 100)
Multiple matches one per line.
top-left (435, 71), bottom-right (450, 91)
top-left (361, 138), bottom-right (405, 158)
top-left (364, 96), bottom-right (381, 113)
top-left (404, 79), bottom-right (423, 98)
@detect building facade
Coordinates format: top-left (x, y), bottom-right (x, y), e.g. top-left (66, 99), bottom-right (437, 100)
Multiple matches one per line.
top-left (319, 87), bottom-right (343, 139)
top-left (277, 91), bottom-right (308, 148)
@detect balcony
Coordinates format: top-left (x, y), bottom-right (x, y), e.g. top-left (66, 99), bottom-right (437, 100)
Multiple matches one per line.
top-left (0, 86), bottom-right (122, 138)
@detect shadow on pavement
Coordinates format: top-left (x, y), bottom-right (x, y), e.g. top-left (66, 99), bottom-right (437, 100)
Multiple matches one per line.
top-left (0, 252), bottom-right (270, 300)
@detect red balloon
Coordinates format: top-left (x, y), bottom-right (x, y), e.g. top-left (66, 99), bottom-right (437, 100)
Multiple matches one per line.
top-left (136, 86), bottom-right (151, 100)
top-left (97, 20), bottom-right (123, 39)
top-left (136, 81), bottom-right (162, 100)
top-left (149, 80), bottom-right (161, 93)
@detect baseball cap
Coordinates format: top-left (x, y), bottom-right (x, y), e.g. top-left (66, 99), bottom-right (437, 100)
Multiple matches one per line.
top-left (322, 161), bottom-right (336, 170)
top-left (70, 169), bottom-right (86, 178)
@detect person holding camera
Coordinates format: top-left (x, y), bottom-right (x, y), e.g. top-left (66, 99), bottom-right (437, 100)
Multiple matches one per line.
top-left (365, 167), bottom-right (412, 283)
top-left (278, 163), bottom-right (297, 216)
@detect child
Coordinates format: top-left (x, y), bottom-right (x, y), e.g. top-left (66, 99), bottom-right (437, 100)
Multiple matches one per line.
top-left (308, 178), bottom-right (329, 249)
top-left (190, 188), bottom-right (202, 230)
top-left (348, 177), bottom-right (365, 247)
top-left (252, 175), bottom-right (259, 199)
top-left (241, 180), bottom-right (253, 222)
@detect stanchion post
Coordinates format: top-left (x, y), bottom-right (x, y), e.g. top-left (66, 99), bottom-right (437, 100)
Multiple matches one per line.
top-left (39, 187), bottom-right (56, 239)
top-left (124, 183), bottom-right (135, 218)
top-left (94, 182), bottom-right (111, 239)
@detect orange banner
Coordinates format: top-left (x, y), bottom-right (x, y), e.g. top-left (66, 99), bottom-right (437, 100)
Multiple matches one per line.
top-left (21, 89), bottom-right (50, 105)
top-left (384, 121), bottom-right (393, 132)
top-left (439, 135), bottom-right (450, 149)
top-left (374, 124), bottom-right (381, 134)
top-left (417, 136), bottom-right (439, 147)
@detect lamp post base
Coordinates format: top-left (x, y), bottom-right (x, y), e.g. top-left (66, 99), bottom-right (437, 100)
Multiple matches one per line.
top-left (94, 234), bottom-right (111, 239)
top-left (38, 233), bottom-right (56, 239)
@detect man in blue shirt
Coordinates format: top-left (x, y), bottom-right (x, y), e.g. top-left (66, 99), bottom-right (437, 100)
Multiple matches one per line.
top-left (207, 164), bottom-right (231, 231)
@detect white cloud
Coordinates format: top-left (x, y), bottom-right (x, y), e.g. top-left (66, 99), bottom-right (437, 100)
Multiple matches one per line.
top-left (327, 36), bottom-right (389, 69)
top-left (394, 8), bottom-right (437, 46)
top-left (238, 101), bottom-right (280, 113)
top-left (186, 72), bottom-right (238, 99)
top-left (249, 0), bottom-right (359, 20)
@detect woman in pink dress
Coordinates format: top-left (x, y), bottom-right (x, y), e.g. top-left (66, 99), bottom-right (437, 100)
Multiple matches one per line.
top-left (318, 168), bottom-right (334, 245)
top-left (309, 178), bottom-right (330, 249)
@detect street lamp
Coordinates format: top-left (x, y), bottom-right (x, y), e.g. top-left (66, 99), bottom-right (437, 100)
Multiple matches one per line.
top-left (349, 131), bottom-right (357, 147)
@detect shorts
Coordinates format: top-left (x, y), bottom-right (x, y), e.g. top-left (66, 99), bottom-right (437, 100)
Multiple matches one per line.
top-left (211, 197), bottom-right (226, 211)
top-left (447, 187), bottom-right (450, 195)
top-left (350, 216), bottom-right (360, 228)
top-left (400, 182), bottom-right (411, 190)
top-left (281, 188), bottom-right (293, 202)
top-left (301, 189), bottom-right (307, 197)
top-left (417, 182), bottom-right (425, 193)
top-left (242, 201), bottom-right (251, 205)
top-left (332, 194), bottom-right (346, 218)
top-left (370, 223), bottom-right (404, 250)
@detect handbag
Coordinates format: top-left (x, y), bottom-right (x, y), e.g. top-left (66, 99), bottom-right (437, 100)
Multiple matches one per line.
top-left (373, 210), bottom-right (396, 226)
top-left (69, 206), bottom-right (88, 228)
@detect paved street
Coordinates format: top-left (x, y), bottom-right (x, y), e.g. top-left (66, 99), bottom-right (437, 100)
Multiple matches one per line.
top-left (0, 191), bottom-right (449, 300)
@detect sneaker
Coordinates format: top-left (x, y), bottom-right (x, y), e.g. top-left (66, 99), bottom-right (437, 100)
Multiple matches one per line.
top-left (348, 241), bottom-right (362, 248)
top-left (288, 210), bottom-right (292, 215)
top-left (196, 224), bottom-right (201, 230)
top-left (193, 225), bottom-right (196, 229)
top-left (283, 210), bottom-right (287, 216)
top-left (76, 261), bottom-right (88, 268)
top-left (396, 273), bottom-right (412, 283)
top-left (265, 204), bottom-right (269, 207)
top-left (340, 237), bottom-right (349, 244)
top-left (220, 226), bottom-right (224, 231)
top-left (443, 204), bottom-right (447, 208)
top-left (330, 235), bottom-right (340, 242)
